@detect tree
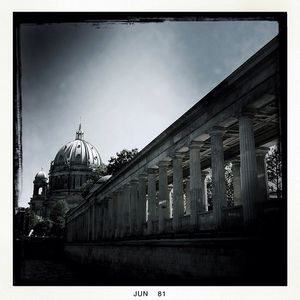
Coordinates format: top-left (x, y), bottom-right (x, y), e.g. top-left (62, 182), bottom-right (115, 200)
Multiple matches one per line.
top-left (106, 148), bottom-right (138, 175)
top-left (49, 200), bottom-right (68, 231)
top-left (32, 219), bottom-right (50, 237)
top-left (90, 164), bottom-right (108, 180)
top-left (266, 145), bottom-right (282, 198)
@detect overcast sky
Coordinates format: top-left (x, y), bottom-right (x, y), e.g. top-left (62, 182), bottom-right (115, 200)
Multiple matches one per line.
top-left (19, 20), bottom-right (278, 208)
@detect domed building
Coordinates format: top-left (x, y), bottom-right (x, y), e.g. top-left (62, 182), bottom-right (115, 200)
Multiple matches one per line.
top-left (29, 124), bottom-right (106, 218)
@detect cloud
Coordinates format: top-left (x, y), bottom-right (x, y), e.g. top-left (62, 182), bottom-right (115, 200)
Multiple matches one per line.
top-left (19, 20), bottom-right (278, 207)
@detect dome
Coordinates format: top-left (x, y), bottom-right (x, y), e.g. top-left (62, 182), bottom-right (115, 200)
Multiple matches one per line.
top-left (53, 124), bottom-right (103, 168)
top-left (35, 170), bottom-right (47, 180)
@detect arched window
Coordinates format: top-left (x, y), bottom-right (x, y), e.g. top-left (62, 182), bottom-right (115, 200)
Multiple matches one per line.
top-left (38, 187), bottom-right (43, 195)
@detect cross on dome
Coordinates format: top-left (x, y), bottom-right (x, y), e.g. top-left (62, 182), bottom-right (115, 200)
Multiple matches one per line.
top-left (75, 122), bottom-right (84, 140)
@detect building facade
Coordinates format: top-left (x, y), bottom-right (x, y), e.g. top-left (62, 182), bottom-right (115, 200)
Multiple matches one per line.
top-left (29, 125), bottom-right (106, 218)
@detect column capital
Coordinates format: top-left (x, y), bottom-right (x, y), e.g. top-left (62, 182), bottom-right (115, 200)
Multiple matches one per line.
top-left (117, 186), bottom-right (125, 193)
top-left (138, 173), bottom-right (148, 180)
top-left (238, 109), bottom-right (257, 119)
top-left (158, 160), bottom-right (171, 168)
top-left (189, 140), bottom-right (203, 149)
top-left (210, 126), bottom-right (226, 136)
top-left (124, 183), bottom-right (131, 189)
top-left (173, 151), bottom-right (185, 159)
top-left (147, 167), bottom-right (158, 175)
top-left (130, 178), bottom-right (139, 185)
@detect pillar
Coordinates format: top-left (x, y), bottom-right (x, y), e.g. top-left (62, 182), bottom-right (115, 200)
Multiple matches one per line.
top-left (87, 207), bottom-right (90, 241)
top-left (91, 201), bottom-right (95, 240)
top-left (158, 161), bottom-right (170, 233)
top-left (201, 170), bottom-right (209, 211)
top-left (107, 196), bottom-right (114, 238)
top-left (256, 147), bottom-right (270, 202)
top-left (124, 183), bottom-right (131, 235)
top-left (138, 174), bottom-right (147, 235)
top-left (117, 187), bottom-right (124, 238)
top-left (189, 141), bottom-right (203, 227)
top-left (210, 127), bottom-right (226, 227)
top-left (239, 112), bottom-right (258, 224)
top-left (95, 202), bottom-right (100, 240)
top-left (102, 200), bottom-right (108, 239)
top-left (130, 179), bottom-right (139, 235)
top-left (172, 152), bottom-right (184, 231)
top-left (111, 192), bottom-right (118, 238)
top-left (147, 167), bottom-right (157, 234)
top-left (231, 160), bottom-right (242, 206)
top-left (185, 177), bottom-right (191, 215)
top-left (123, 184), bottom-right (131, 236)
top-left (168, 184), bottom-right (173, 218)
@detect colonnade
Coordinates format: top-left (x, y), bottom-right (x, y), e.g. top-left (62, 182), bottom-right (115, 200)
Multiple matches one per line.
top-left (66, 112), bottom-right (272, 242)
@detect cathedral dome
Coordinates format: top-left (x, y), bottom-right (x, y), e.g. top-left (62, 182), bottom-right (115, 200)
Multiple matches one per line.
top-left (35, 170), bottom-right (47, 180)
top-left (53, 124), bottom-right (103, 168)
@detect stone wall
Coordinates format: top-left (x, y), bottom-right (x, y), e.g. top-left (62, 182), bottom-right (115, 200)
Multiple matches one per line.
top-left (64, 234), bottom-right (286, 285)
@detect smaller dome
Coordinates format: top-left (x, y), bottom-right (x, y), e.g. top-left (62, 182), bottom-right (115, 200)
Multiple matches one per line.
top-left (35, 170), bottom-right (47, 180)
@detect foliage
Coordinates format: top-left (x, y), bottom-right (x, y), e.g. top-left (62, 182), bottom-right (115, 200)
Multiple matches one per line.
top-left (32, 219), bottom-right (50, 236)
top-left (206, 162), bottom-right (234, 209)
top-left (266, 145), bottom-right (282, 198)
top-left (106, 148), bottom-right (138, 175)
top-left (225, 162), bottom-right (234, 207)
top-left (28, 210), bottom-right (43, 229)
top-left (81, 179), bottom-right (96, 197)
top-left (206, 175), bottom-right (213, 210)
top-left (49, 200), bottom-right (68, 228)
top-left (80, 149), bottom-right (138, 197)
top-left (90, 164), bottom-right (108, 180)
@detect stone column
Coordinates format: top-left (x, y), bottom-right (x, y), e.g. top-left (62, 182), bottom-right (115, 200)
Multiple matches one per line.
top-left (91, 201), bottom-right (95, 241)
top-left (231, 160), bottom-right (242, 206)
top-left (102, 200), bottom-right (107, 239)
top-left (168, 184), bottom-right (173, 218)
top-left (95, 203), bottom-right (100, 240)
top-left (201, 170), bottom-right (209, 211)
top-left (210, 127), bottom-right (226, 227)
top-left (111, 192), bottom-right (118, 238)
top-left (172, 152), bottom-right (184, 231)
top-left (189, 141), bottom-right (203, 227)
top-left (158, 161), bottom-right (170, 233)
top-left (87, 207), bottom-right (90, 241)
top-left (108, 196), bottom-right (114, 238)
top-left (147, 167), bottom-right (157, 234)
top-left (117, 187), bottom-right (124, 238)
top-left (130, 179), bottom-right (139, 235)
top-left (239, 113), bottom-right (258, 224)
top-left (98, 204), bottom-right (103, 239)
top-left (185, 177), bottom-right (191, 215)
top-left (256, 147), bottom-right (270, 202)
top-left (123, 184), bottom-right (131, 236)
top-left (138, 174), bottom-right (147, 235)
